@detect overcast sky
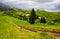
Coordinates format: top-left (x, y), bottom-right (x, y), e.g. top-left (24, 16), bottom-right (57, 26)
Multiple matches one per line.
top-left (0, 0), bottom-right (60, 12)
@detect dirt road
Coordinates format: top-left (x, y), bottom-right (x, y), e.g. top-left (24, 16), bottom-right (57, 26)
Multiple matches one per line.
top-left (6, 20), bottom-right (60, 39)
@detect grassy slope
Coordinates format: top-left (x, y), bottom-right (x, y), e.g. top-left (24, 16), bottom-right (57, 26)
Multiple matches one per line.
top-left (0, 16), bottom-right (56, 39)
top-left (5, 16), bottom-right (60, 29)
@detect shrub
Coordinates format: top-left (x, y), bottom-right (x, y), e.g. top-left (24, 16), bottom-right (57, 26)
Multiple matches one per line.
top-left (47, 21), bottom-right (55, 25)
top-left (40, 17), bottom-right (46, 24)
top-left (35, 19), bottom-right (40, 24)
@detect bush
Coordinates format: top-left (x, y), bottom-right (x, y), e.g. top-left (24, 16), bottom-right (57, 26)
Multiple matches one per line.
top-left (40, 17), bottom-right (46, 24)
top-left (35, 19), bottom-right (40, 24)
top-left (47, 21), bottom-right (55, 25)
top-left (23, 15), bottom-right (28, 20)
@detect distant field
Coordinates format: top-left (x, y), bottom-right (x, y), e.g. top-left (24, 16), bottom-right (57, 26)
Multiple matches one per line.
top-left (0, 16), bottom-right (56, 39)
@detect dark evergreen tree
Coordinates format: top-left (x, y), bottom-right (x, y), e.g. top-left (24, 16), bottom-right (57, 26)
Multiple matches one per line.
top-left (40, 17), bottom-right (46, 24)
top-left (29, 8), bottom-right (36, 24)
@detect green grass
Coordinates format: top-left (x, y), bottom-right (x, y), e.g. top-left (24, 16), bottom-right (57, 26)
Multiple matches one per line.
top-left (0, 16), bottom-right (56, 39)
top-left (5, 16), bottom-right (60, 29)
top-left (4, 16), bottom-right (60, 33)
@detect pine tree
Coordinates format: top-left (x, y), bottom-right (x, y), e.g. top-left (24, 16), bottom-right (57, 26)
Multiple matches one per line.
top-left (29, 8), bottom-right (36, 24)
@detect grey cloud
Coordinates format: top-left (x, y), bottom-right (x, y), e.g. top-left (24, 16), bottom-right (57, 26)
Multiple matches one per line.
top-left (33, 0), bottom-right (54, 3)
top-left (53, 3), bottom-right (60, 10)
top-left (47, 2), bottom-right (60, 11)
top-left (20, 0), bottom-right (54, 3)
top-left (0, 0), bottom-right (60, 12)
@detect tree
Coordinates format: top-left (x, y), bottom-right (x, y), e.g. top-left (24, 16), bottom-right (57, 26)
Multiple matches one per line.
top-left (40, 17), bottom-right (46, 24)
top-left (29, 8), bottom-right (36, 24)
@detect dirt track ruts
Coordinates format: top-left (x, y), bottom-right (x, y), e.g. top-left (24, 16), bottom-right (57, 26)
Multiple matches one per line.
top-left (6, 20), bottom-right (60, 39)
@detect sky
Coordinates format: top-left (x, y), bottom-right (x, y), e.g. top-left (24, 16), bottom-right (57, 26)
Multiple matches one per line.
top-left (0, 0), bottom-right (60, 12)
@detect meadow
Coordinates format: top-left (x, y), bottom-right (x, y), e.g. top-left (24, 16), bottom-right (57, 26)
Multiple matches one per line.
top-left (0, 16), bottom-right (56, 39)
top-left (4, 16), bottom-right (60, 33)
top-left (0, 8), bottom-right (60, 39)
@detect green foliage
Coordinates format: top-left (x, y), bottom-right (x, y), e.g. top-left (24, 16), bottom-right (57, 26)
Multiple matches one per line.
top-left (23, 15), bottom-right (28, 20)
top-left (29, 8), bottom-right (37, 24)
top-left (0, 12), bottom-right (3, 16)
top-left (47, 21), bottom-right (55, 25)
top-left (35, 19), bottom-right (40, 24)
top-left (1, 7), bottom-right (60, 24)
top-left (40, 17), bottom-right (46, 24)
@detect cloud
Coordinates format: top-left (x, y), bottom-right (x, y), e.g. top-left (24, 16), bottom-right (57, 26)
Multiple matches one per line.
top-left (32, 0), bottom-right (54, 3)
top-left (0, 0), bottom-right (60, 12)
